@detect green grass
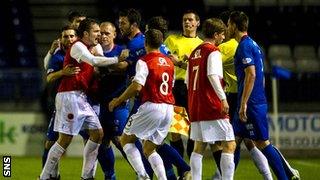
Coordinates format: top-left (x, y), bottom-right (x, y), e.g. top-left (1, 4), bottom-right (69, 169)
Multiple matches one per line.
top-left (11, 156), bottom-right (320, 179)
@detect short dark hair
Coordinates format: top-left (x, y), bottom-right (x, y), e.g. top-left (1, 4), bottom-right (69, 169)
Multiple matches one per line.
top-left (147, 16), bottom-right (168, 36)
top-left (67, 11), bottom-right (86, 23)
top-left (119, 8), bottom-right (141, 27)
top-left (229, 11), bottom-right (249, 32)
top-left (145, 29), bottom-right (163, 49)
top-left (77, 18), bottom-right (98, 38)
top-left (183, 9), bottom-right (200, 22)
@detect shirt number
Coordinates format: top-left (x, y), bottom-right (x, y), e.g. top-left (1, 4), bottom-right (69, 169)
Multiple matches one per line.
top-left (192, 66), bottom-right (199, 90)
top-left (160, 72), bottom-right (169, 95)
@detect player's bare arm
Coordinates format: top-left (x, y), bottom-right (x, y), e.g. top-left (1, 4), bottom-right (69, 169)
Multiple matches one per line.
top-left (109, 81), bottom-right (142, 112)
top-left (239, 65), bottom-right (256, 122)
top-left (46, 64), bottom-right (80, 83)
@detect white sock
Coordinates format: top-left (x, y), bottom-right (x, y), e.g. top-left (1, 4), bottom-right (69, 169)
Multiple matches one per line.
top-left (123, 143), bottom-right (149, 177)
top-left (81, 140), bottom-right (100, 179)
top-left (148, 152), bottom-right (167, 180)
top-left (190, 152), bottom-right (203, 180)
top-left (51, 163), bottom-right (59, 178)
top-left (91, 160), bottom-right (98, 178)
top-left (250, 147), bottom-right (273, 180)
top-left (40, 142), bottom-right (65, 179)
top-left (220, 153), bottom-right (234, 180)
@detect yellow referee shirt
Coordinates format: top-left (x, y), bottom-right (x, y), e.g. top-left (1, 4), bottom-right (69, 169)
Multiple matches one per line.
top-left (164, 34), bottom-right (203, 80)
top-left (218, 38), bottom-right (238, 93)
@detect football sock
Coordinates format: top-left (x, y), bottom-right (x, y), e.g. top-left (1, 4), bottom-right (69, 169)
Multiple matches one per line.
top-left (158, 143), bottom-right (190, 177)
top-left (261, 144), bottom-right (288, 180)
top-left (273, 145), bottom-right (295, 178)
top-left (40, 142), bottom-right (65, 179)
top-left (212, 150), bottom-right (222, 173)
top-left (234, 145), bottom-right (241, 169)
top-left (148, 152), bottom-right (167, 180)
top-left (186, 139), bottom-right (194, 158)
top-left (170, 139), bottom-right (185, 176)
top-left (81, 140), bottom-right (100, 179)
top-left (123, 143), bottom-right (149, 178)
top-left (249, 147), bottom-right (273, 180)
top-left (190, 152), bottom-right (203, 180)
top-left (135, 140), bottom-right (153, 178)
top-left (220, 153), bottom-right (235, 180)
top-left (97, 144), bottom-right (115, 178)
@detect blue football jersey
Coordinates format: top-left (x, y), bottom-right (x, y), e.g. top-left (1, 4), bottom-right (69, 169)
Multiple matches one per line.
top-left (100, 44), bottom-right (129, 100)
top-left (47, 49), bottom-right (65, 74)
top-left (234, 35), bottom-right (267, 105)
top-left (126, 32), bottom-right (146, 77)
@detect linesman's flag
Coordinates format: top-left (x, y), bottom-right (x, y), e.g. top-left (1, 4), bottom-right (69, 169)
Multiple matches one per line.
top-left (169, 106), bottom-right (190, 137)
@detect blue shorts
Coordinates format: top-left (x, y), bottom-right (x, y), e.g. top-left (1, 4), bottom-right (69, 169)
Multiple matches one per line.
top-left (232, 104), bottom-right (269, 141)
top-left (100, 101), bottom-right (130, 140)
top-left (46, 111), bottom-right (58, 141)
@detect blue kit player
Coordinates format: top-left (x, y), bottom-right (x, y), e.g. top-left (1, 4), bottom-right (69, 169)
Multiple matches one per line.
top-left (229, 11), bottom-right (298, 180)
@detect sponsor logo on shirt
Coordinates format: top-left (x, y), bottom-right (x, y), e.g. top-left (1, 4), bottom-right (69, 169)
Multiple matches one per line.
top-left (242, 58), bottom-right (252, 64)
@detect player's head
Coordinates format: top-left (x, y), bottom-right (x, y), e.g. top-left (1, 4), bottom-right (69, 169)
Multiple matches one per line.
top-left (68, 11), bottom-right (86, 29)
top-left (78, 18), bottom-right (100, 47)
top-left (118, 8), bottom-right (141, 37)
top-left (145, 29), bottom-right (163, 50)
top-left (202, 18), bottom-right (226, 45)
top-left (99, 22), bottom-right (117, 48)
top-left (146, 16), bottom-right (168, 37)
top-left (228, 11), bottom-right (249, 38)
top-left (182, 9), bottom-right (200, 36)
top-left (60, 25), bottom-right (77, 50)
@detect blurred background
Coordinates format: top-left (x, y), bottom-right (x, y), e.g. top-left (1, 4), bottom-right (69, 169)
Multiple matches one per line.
top-left (0, 0), bottom-right (319, 157)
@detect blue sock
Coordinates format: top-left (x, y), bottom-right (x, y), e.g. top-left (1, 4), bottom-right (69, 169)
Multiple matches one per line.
top-left (166, 167), bottom-right (177, 180)
top-left (212, 150), bottom-right (222, 173)
top-left (234, 145), bottom-right (241, 169)
top-left (273, 145), bottom-right (294, 178)
top-left (42, 148), bottom-right (49, 167)
top-left (158, 143), bottom-right (190, 177)
top-left (261, 144), bottom-right (288, 180)
top-left (97, 144), bottom-right (115, 179)
top-left (135, 140), bottom-right (153, 179)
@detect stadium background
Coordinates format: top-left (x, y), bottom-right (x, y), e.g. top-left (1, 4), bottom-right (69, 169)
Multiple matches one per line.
top-left (0, 0), bottom-right (319, 170)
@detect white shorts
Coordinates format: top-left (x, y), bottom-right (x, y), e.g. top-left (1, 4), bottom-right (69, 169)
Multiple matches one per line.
top-left (123, 102), bottom-right (173, 145)
top-left (190, 119), bottom-right (235, 144)
top-left (54, 91), bottom-right (102, 136)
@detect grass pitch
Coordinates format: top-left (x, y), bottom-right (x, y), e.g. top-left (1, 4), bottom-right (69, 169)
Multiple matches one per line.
top-left (11, 156), bottom-right (319, 179)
